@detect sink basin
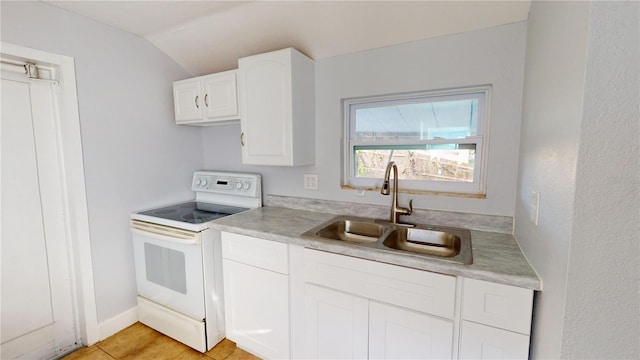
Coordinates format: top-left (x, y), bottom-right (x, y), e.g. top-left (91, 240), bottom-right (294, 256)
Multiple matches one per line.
top-left (315, 218), bottom-right (386, 243)
top-left (302, 216), bottom-right (473, 265)
top-left (383, 226), bottom-right (472, 264)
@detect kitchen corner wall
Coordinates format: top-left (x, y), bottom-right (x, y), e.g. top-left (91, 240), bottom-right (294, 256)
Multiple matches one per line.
top-left (1, 1), bottom-right (204, 325)
top-left (561, 2), bottom-right (639, 357)
top-left (515, 1), bottom-right (639, 358)
top-left (514, 2), bottom-right (591, 357)
top-left (203, 21), bottom-right (527, 217)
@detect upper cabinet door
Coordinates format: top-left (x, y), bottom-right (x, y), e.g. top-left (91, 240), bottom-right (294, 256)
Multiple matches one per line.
top-left (240, 52), bottom-right (290, 164)
top-left (173, 70), bottom-right (239, 126)
top-left (203, 71), bottom-right (238, 119)
top-left (238, 48), bottom-right (315, 166)
top-left (173, 79), bottom-right (202, 122)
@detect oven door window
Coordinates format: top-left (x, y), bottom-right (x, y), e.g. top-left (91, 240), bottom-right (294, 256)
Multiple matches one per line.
top-left (144, 243), bottom-right (187, 294)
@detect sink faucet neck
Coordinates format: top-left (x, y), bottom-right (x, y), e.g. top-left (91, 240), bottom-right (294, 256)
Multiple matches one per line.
top-left (380, 161), bottom-right (413, 224)
top-left (381, 161), bottom-right (395, 195)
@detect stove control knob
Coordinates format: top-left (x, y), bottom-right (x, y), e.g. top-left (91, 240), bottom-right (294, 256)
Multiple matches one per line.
top-left (236, 182), bottom-right (243, 190)
top-left (195, 179), bottom-right (202, 186)
top-left (201, 180), bottom-right (208, 186)
top-left (243, 182), bottom-right (251, 190)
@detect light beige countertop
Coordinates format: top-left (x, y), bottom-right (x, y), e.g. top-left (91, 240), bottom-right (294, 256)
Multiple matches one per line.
top-left (210, 205), bottom-right (541, 291)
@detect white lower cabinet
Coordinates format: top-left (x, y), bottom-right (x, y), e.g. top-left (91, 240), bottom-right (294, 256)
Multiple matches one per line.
top-left (459, 278), bottom-right (534, 359)
top-left (221, 232), bottom-right (290, 359)
top-left (304, 284), bottom-right (369, 359)
top-left (220, 234), bottom-right (536, 360)
top-left (303, 283), bottom-right (454, 360)
top-left (301, 249), bottom-right (456, 359)
top-left (459, 321), bottom-right (530, 360)
top-left (369, 301), bottom-right (454, 359)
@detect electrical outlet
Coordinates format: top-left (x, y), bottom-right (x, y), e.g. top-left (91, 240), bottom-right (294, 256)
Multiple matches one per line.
top-left (304, 173), bottom-right (318, 190)
top-left (530, 191), bottom-right (540, 226)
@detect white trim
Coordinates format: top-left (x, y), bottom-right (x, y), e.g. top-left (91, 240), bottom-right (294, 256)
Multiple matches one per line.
top-left (342, 85), bottom-right (491, 195)
top-left (98, 307), bottom-right (138, 341)
top-left (343, 85), bottom-right (492, 106)
top-left (0, 41), bottom-right (99, 345)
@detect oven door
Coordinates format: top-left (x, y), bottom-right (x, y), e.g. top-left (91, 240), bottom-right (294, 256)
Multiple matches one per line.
top-left (131, 220), bottom-right (205, 320)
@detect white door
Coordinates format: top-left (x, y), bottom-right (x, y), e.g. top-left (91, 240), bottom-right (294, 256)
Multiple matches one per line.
top-left (1, 71), bottom-right (78, 359)
top-left (369, 301), bottom-right (454, 359)
top-left (303, 284), bottom-right (369, 359)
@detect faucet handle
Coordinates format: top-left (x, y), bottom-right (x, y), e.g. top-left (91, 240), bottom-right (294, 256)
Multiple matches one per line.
top-left (396, 199), bottom-right (413, 218)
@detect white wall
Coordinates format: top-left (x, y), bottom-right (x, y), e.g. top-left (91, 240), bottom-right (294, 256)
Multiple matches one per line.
top-left (561, 1), bottom-right (639, 358)
top-left (514, 1), bottom-right (590, 357)
top-left (1, 1), bottom-right (204, 324)
top-left (203, 22), bottom-right (527, 216)
top-left (515, 1), bottom-right (639, 358)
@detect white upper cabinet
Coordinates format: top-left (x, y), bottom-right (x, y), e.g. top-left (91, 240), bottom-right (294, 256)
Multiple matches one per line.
top-left (202, 72), bottom-right (238, 119)
top-left (173, 80), bottom-right (202, 122)
top-left (173, 70), bottom-right (239, 125)
top-left (238, 48), bottom-right (315, 166)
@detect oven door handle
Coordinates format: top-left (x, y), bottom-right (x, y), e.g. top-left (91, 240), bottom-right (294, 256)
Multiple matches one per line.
top-left (131, 220), bottom-right (201, 245)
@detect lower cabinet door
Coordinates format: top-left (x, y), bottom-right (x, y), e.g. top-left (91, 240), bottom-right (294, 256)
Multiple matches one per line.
top-left (369, 302), bottom-right (454, 360)
top-left (459, 321), bottom-right (530, 360)
top-left (223, 259), bottom-right (289, 359)
top-left (304, 284), bottom-right (369, 359)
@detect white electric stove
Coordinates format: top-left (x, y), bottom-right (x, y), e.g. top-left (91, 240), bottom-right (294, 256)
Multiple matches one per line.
top-left (130, 171), bottom-right (261, 352)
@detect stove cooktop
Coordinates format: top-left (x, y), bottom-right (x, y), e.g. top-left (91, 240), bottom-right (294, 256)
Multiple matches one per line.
top-left (137, 201), bottom-right (248, 224)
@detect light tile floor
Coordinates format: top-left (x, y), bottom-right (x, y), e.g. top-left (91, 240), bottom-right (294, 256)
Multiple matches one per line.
top-left (62, 322), bottom-right (261, 360)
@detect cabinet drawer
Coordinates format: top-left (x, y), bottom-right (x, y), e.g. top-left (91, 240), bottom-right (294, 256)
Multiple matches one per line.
top-left (221, 232), bottom-right (288, 274)
top-left (459, 321), bottom-right (530, 360)
top-left (462, 278), bottom-right (533, 334)
top-left (304, 249), bottom-right (456, 318)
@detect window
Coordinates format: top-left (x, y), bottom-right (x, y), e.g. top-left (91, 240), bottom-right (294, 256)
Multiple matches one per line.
top-left (343, 86), bottom-right (490, 195)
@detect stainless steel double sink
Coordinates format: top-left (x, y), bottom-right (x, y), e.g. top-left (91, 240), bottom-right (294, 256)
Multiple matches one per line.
top-left (302, 215), bottom-right (473, 265)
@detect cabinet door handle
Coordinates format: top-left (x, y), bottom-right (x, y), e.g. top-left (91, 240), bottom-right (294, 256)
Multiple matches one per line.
top-left (240, 132), bottom-right (245, 146)
top-left (195, 95), bottom-right (199, 108)
top-left (204, 94), bottom-right (209, 108)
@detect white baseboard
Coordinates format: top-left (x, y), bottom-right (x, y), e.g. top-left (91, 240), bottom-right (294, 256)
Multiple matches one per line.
top-left (97, 306), bottom-right (138, 341)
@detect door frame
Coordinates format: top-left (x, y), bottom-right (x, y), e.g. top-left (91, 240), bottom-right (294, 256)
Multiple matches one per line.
top-left (1, 41), bottom-right (99, 345)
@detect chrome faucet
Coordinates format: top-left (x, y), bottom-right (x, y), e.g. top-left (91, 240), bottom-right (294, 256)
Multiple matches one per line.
top-left (381, 161), bottom-right (413, 224)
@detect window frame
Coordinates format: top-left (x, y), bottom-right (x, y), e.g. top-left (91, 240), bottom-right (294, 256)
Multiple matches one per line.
top-left (342, 85), bottom-right (492, 195)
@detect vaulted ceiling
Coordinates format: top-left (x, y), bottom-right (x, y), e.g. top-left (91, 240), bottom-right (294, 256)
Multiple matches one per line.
top-left (45, 1), bottom-right (531, 76)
